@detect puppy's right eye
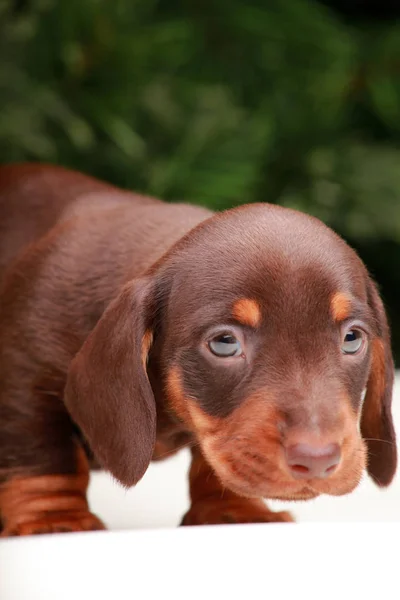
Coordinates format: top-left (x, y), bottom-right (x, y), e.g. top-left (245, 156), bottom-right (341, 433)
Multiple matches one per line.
top-left (208, 334), bottom-right (242, 357)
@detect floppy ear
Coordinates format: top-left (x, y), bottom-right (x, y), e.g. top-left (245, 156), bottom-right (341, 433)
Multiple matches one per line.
top-left (64, 278), bottom-right (157, 487)
top-left (360, 279), bottom-right (397, 487)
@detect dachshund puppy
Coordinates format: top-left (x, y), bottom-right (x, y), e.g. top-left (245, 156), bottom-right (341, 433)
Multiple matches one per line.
top-left (0, 163), bottom-right (396, 536)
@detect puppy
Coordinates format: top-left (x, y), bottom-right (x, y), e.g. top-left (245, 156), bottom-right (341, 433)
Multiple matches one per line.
top-left (0, 163), bottom-right (396, 535)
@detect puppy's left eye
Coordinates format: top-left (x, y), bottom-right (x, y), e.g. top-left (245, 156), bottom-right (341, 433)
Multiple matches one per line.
top-left (342, 329), bottom-right (364, 354)
top-left (208, 334), bottom-right (242, 357)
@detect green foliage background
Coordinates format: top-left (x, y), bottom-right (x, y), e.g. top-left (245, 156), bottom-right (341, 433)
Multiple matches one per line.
top-left (1, 0), bottom-right (400, 359)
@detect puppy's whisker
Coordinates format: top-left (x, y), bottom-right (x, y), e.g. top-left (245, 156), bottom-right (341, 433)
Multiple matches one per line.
top-left (156, 440), bottom-right (198, 460)
top-left (363, 438), bottom-right (395, 446)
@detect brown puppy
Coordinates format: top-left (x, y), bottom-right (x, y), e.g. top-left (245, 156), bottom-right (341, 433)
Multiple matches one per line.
top-left (0, 163), bottom-right (396, 536)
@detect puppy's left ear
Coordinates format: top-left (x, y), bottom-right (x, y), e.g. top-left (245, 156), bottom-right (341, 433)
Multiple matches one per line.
top-left (360, 278), bottom-right (397, 486)
top-left (65, 277), bottom-right (159, 488)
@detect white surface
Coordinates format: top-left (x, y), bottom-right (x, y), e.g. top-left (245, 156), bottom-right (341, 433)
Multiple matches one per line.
top-left (1, 376), bottom-right (400, 599)
top-left (2, 523), bottom-right (400, 600)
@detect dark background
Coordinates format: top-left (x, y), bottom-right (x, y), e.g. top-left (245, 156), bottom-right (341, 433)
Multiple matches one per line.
top-left (1, 0), bottom-right (399, 360)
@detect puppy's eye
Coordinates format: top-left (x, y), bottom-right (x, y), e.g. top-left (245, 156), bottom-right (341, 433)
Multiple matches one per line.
top-left (208, 334), bottom-right (242, 357)
top-left (342, 329), bottom-right (364, 354)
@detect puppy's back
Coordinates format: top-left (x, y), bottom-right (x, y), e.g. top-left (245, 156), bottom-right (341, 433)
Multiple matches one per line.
top-left (0, 164), bottom-right (160, 278)
top-left (0, 163), bottom-right (211, 284)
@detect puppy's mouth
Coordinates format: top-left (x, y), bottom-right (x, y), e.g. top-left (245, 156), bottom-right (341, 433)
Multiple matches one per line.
top-left (219, 479), bottom-right (320, 501)
top-left (213, 467), bottom-right (361, 501)
top-left (214, 471), bottom-right (322, 501)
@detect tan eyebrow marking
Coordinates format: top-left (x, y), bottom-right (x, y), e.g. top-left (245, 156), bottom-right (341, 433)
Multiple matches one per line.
top-left (330, 292), bottom-right (352, 322)
top-left (232, 298), bottom-right (262, 328)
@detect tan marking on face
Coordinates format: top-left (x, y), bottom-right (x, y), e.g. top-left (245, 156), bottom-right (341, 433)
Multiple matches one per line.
top-left (188, 401), bottom-right (223, 438)
top-left (166, 366), bottom-right (220, 435)
top-left (232, 298), bottom-right (262, 328)
top-left (141, 330), bottom-right (153, 370)
top-left (166, 366), bottom-right (366, 500)
top-left (165, 366), bottom-right (191, 425)
top-left (330, 292), bottom-right (352, 322)
top-left (201, 389), bottom-right (364, 500)
top-left (167, 386), bottom-right (279, 498)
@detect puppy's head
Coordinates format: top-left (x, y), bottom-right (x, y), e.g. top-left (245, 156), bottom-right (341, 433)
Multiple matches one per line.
top-left (65, 204), bottom-right (396, 498)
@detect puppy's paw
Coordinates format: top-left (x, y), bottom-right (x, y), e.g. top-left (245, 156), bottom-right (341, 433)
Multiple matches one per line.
top-left (1, 511), bottom-right (106, 537)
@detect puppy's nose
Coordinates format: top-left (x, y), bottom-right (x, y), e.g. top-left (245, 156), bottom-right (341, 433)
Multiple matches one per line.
top-left (286, 443), bottom-right (341, 479)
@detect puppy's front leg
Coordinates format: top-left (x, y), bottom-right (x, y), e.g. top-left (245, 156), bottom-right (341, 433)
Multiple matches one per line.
top-left (180, 447), bottom-right (294, 526)
top-left (0, 441), bottom-right (104, 537)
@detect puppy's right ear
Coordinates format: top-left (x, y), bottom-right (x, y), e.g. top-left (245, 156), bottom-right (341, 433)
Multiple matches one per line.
top-left (65, 278), bottom-right (158, 487)
top-left (361, 278), bottom-right (397, 487)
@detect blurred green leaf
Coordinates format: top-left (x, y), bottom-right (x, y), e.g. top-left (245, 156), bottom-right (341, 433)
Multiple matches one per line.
top-left (1, 0), bottom-right (400, 358)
